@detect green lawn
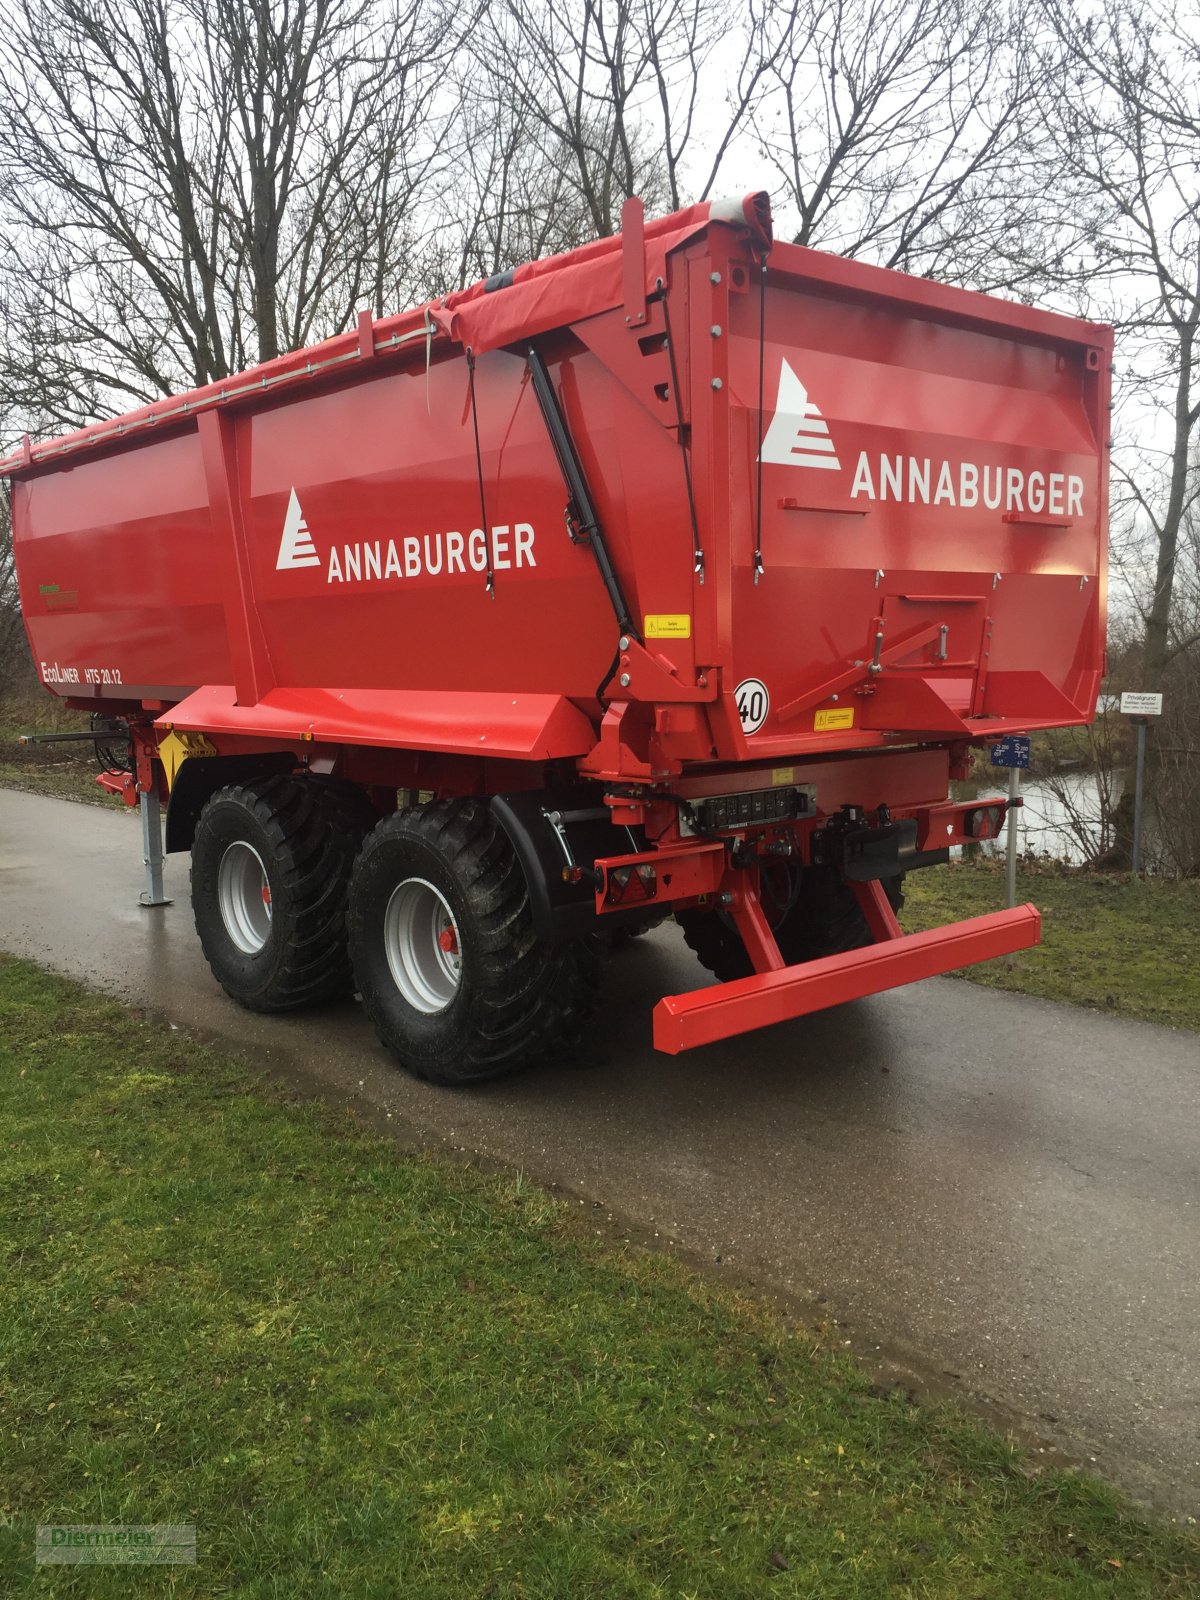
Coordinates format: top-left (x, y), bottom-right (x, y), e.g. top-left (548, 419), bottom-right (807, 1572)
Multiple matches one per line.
top-left (0, 956), bottom-right (1196, 1597)
top-left (902, 859), bottom-right (1200, 1031)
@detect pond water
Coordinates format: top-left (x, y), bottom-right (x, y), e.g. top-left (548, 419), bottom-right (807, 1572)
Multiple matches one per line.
top-left (951, 772), bottom-right (1117, 865)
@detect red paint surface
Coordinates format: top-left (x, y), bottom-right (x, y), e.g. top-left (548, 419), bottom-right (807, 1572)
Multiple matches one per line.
top-left (3, 195), bottom-right (1108, 1048)
top-left (6, 193), bottom-right (1109, 774)
top-left (653, 904), bottom-right (1043, 1053)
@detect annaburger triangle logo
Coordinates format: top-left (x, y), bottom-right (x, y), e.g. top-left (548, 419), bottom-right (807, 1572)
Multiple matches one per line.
top-left (276, 488), bottom-right (321, 569)
top-left (759, 358), bottom-right (841, 471)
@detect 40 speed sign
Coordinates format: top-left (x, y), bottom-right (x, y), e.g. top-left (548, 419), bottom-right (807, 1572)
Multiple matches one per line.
top-left (735, 678), bottom-right (769, 734)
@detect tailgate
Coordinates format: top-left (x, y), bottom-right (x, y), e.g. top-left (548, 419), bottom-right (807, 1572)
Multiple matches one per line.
top-left (711, 242), bottom-right (1111, 758)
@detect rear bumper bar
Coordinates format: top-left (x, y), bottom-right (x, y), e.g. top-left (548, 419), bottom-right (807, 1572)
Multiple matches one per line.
top-left (653, 903), bottom-right (1040, 1054)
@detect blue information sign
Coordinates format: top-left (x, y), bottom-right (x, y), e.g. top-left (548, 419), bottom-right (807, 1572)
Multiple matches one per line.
top-left (990, 735), bottom-right (1031, 769)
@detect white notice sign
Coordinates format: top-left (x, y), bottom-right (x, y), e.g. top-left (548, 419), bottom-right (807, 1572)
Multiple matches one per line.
top-left (1120, 691), bottom-right (1164, 716)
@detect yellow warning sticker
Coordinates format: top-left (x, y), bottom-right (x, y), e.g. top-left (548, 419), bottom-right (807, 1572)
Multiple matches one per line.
top-left (644, 613), bottom-right (691, 639)
top-left (772, 767), bottom-right (795, 785)
top-left (814, 707), bottom-right (855, 732)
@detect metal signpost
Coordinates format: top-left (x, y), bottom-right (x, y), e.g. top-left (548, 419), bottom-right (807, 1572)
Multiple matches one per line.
top-left (990, 736), bottom-right (1031, 909)
top-left (1119, 692), bottom-right (1164, 874)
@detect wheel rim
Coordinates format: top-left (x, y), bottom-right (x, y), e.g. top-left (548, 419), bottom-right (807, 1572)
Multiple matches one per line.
top-left (383, 877), bottom-right (463, 1014)
top-left (218, 840), bottom-right (273, 954)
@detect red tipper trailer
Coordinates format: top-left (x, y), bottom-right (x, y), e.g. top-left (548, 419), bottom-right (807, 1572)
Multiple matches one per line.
top-left (2, 193), bottom-right (1111, 1082)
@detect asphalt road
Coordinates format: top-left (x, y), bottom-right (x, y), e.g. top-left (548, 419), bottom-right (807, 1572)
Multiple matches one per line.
top-left (1, 787), bottom-right (1197, 1516)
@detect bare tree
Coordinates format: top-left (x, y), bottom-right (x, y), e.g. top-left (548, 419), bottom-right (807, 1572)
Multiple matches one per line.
top-left (0, 0), bottom-right (454, 428)
top-left (469, 0), bottom-right (669, 243)
top-left (424, 95), bottom-right (615, 291)
top-left (1026, 0), bottom-right (1200, 871)
top-left (639, 0), bottom-right (801, 212)
top-left (466, 0), bottom-right (792, 252)
top-left (0, 481), bottom-right (33, 706)
top-left (1037, 0), bottom-right (1200, 693)
top-left (753, 0), bottom-right (1047, 289)
top-left (1141, 490), bottom-right (1200, 876)
top-left (0, 487), bottom-right (16, 637)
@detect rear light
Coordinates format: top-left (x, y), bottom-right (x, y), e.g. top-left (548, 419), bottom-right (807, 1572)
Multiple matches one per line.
top-left (604, 863), bottom-right (658, 905)
top-left (966, 804), bottom-right (1005, 840)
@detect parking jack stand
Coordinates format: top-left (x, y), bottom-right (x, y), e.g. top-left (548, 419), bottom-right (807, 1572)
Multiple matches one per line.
top-left (138, 789), bottom-right (172, 908)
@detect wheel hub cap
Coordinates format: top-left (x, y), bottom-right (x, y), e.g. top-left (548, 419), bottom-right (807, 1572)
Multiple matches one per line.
top-left (383, 877), bottom-right (463, 1014)
top-left (218, 840), bottom-right (273, 954)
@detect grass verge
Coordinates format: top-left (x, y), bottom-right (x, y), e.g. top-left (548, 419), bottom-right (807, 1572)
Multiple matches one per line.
top-left (0, 700), bottom-right (125, 807)
top-left (902, 859), bottom-right (1200, 1031)
top-left (1, 956), bottom-right (1197, 1597)
top-left (0, 752), bottom-right (124, 806)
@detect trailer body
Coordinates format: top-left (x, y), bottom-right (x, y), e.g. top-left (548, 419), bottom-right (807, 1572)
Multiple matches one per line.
top-left (3, 194), bottom-right (1111, 1074)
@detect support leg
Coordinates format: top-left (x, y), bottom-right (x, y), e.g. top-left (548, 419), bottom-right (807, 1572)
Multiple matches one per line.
top-left (849, 878), bottom-right (903, 942)
top-left (139, 789), bottom-right (173, 908)
top-left (727, 879), bottom-right (786, 974)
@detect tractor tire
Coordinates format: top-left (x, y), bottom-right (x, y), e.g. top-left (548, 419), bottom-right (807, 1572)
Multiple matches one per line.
top-left (347, 798), bottom-right (600, 1086)
top-left (678, 866), bottom-right (905, 984)
top-left (191, 775), bottom-right (370, 1013)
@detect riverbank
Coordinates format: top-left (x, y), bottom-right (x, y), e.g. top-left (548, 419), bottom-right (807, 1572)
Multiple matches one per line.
top-left (902, 859), bottom-right (1200, 1031)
